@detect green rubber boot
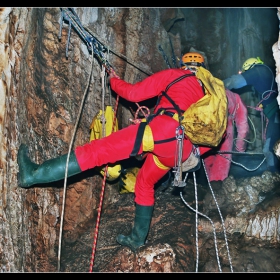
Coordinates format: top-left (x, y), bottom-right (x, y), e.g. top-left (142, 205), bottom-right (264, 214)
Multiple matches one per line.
top-left (116, 203), bottom-right (154, 252)
top-left (17, 144), bottom-right (82, 188)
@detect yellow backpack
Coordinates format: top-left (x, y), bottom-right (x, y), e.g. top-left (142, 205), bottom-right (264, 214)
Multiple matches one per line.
top-left (182, 67), bottom-right (228, 147)
top-left (90, 106), bottom-right (121, 181)
top-left (161, 67), bottom-right (228, 147)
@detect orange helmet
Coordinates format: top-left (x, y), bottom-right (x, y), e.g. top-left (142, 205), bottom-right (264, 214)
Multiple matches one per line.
top-left (180, 52), bottom-right (205, 70)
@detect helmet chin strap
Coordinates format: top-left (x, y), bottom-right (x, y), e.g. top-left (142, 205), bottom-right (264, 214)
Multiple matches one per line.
top-left (187, 66), bottom-right (198, 73)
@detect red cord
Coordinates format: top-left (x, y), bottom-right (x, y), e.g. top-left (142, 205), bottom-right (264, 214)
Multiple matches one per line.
top-left (89, 95), bottom-right (120, 272)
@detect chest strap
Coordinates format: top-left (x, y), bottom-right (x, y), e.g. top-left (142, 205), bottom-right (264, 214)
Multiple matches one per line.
top-left (129, 73), bottom-right (195, 157)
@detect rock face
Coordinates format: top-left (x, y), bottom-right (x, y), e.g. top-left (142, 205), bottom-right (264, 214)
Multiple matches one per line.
top-left (0, 7), bottom-right (280, 272)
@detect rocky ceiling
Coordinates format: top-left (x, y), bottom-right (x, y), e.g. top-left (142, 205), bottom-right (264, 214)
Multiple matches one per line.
top-left (1, 7), bottom-right (280, 273)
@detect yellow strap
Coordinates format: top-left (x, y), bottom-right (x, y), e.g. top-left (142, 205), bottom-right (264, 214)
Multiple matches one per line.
top-left (153, 154), bottom-right (170, 170)
top-left (142, 124), bottom-right (154, 152)
top-left (142, 112), bottom-right (179, 152)
top-left (172, 113), bottom-right (179, 122)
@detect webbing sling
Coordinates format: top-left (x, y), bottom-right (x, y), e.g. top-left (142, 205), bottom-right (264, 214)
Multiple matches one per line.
top-left (130, 121), bottom-right (147, 157)
top-left (129, 73), bottom-right (195, 157)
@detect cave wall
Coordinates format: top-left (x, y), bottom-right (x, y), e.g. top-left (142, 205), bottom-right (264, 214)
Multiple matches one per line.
top-left (0, 7), bottom-right (280, 272)
top-left (0, 7), bottom-right (178, 272)
top-left (170, 8), bottom-right (279, 80)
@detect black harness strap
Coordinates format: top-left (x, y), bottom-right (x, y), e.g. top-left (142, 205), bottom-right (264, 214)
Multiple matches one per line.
top-left (130, 121), bottom-right (147, 157)
top-left (154, 136), bottom-right (177, 144)
top-left (129, 73), bottom-right (195, 157)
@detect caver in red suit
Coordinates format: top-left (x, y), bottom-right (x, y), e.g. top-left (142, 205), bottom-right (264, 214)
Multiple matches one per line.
top-left (203, 89), bottom-right (249, 182)
top-left (17, 68), bottom-right (213, 252)
top-left (76, 68), bottom-right (212, 206)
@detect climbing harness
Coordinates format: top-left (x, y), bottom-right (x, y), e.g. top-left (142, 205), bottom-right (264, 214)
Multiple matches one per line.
top-left (178, 162), bottom-right (234, 272)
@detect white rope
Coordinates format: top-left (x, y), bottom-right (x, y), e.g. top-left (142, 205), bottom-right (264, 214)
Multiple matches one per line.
top-left (217, 152), bottom-right (266, 172)
top-left (180, 185), bottom-right (222, 272)
top-left (193, 171), bottom-right (199, 272)
top-left (180, 162), bottom-right (234, 272)
top-left (57, 46), bottom-right (94, 272)
top-left (202, 159), bottom-right (233, 272)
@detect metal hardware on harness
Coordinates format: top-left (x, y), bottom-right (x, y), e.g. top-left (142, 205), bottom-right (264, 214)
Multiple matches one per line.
top-left (172, 125), bottom-right (186, 188)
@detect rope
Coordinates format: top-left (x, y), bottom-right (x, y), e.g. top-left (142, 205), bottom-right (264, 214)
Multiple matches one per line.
top-left (89, 64), bottom-right (120, 272)
top-left (84, 26), bottom-right (154, 77)
top-left (180, 164), bottom-right (234, 272)
top-left (219, 152), bottom-right (266, 172)
top-left (179, 177), bottom-right (222, 272)
top-left (201, 159), bottom-right (233, 272)
top-left (57, 45), bottom-right (95, 272)
top-left (129, 104), bottom-right (150, 124)
top-left (194, 171), bottom-right (199, 272)
top-left (89, 165), bottom-right (108, 272)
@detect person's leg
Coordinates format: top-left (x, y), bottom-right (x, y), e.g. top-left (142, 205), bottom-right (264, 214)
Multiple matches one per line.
top-left (17, 123), bottom-right (142, 188)
top-left (116, 153), bottom-right (169, 251)
top-left (17, 144), bottom-right (82, 188)
top-left (203, 125), bottom-right (233, 182)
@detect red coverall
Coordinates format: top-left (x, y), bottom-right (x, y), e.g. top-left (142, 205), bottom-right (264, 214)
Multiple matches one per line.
top-left (203, 89), bottom-right (249, 181)
top-left (74, 68), bottom-right (211, 206)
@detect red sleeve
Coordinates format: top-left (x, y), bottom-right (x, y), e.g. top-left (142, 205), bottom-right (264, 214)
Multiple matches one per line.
top-left (109, 71), bottom-right (169, 102)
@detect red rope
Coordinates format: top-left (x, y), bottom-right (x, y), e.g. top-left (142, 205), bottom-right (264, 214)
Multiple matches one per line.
top-left (89, 165), bottom-right (108, 272)
top-left (89, 95), bottom-right (120, 272)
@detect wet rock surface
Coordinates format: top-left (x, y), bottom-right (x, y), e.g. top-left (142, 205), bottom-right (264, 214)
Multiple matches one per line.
top-left (60, 170), bottom-right (280, 272)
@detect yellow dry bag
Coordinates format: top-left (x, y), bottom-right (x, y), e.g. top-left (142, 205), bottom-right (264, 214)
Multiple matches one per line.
top-left (182, 67), bottom-right (228, 147)
top-left (90, 106), bottom-right (121, 181)
top-left (118, 167), bottom-right (140, 194)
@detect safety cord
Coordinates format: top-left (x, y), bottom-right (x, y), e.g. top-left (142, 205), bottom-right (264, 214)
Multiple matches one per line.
top-left (57, 46), bottom-right (95, 272)
top-left (180, 163), bottom-right (234, 272)
top-left (260, 64), bottom-right (276, 101)
top-left (180, 172), bottom-right (222, 272)
top-left (129, 104), bottom-right (151, 124)
top-left (249, 101), bottom-right (269, 145)
top-left (201, 159), bottom-right (233, 272)
top-left (89, 59), bottom-right (120, 272)
top-left (84, 26), bottom-right (154, 77)
top-left (217, 151), bottom-right (266, 172)
top-left (89, 63), bottom-right (108, 272)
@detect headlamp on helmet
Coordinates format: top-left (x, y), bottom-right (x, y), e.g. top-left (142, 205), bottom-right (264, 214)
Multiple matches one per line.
top-left (242, 57), bottom-right (264, 72)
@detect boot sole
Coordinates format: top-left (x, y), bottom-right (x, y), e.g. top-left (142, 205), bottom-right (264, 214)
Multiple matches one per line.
top-left (116, 234), bottom-right (144, 252)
